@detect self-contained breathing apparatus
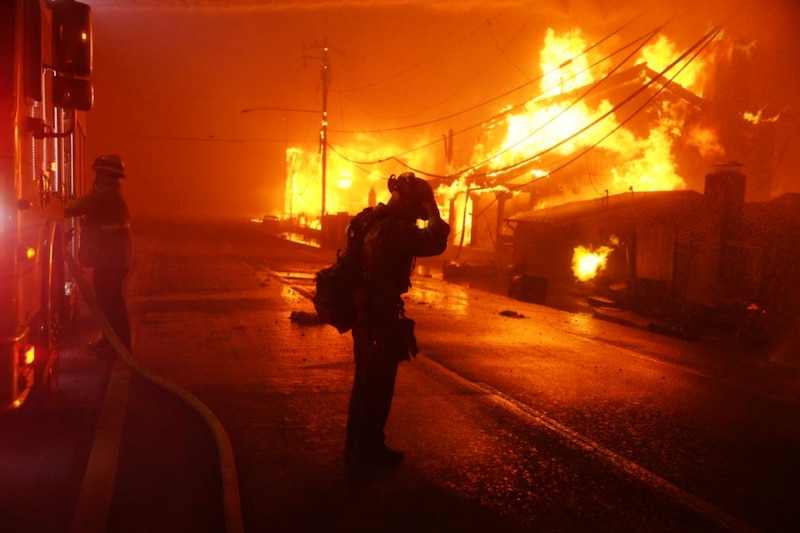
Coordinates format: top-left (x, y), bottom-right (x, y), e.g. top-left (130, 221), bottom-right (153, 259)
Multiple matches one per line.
top-left (313, 172), bottom-right (430, 354)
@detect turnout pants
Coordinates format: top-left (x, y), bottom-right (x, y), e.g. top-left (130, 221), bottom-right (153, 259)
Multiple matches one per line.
top-left (345, 323), bottom-right (399, 458)
top-left (93, 267), bottom-right (132, 353)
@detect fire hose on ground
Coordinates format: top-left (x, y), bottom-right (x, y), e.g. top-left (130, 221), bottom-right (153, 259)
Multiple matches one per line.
top-left (64, 251), bottom-right (244, 533)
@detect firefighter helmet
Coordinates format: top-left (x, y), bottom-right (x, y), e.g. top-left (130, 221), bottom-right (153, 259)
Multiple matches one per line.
top-left (92, 154), bottom-right (126, 178)
top-left (388, 172), bottom-right (431, 197)
top-left (387, 172), bottom-right (434, 220)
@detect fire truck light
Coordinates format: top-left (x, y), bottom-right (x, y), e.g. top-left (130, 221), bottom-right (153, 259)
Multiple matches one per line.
top-left (24, 247), bottom-right (36, 259)
top-left (23, 345), bottom-right (35, 366)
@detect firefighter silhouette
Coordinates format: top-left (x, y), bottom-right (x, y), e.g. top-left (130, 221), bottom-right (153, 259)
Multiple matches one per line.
top-left (65, 154), bottom-right (132, 356)
top-left (345, 172), bottom-right (450, 469)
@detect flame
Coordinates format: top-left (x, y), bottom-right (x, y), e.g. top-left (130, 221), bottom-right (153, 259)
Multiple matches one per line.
top-left (606, 119), bottom-right (685, 192)
top-left (540, 28), bottom-right (594, 97)
top-left (436, 176), bottom-right (472, 245)
top-left (478, 28), bottom-right (608, 174)
top-left (284, 137), bottom-right (446, 231)
top-left (640, 34), bottom-right (704, 93)
top-left (284, 145), bottom-right (387, 229)
top-left (572, 244), bottom-right (614, 281)
top-left (471, 27), bottom-right (718, 207)
top-left (686, 124), bottom-right (724, 158)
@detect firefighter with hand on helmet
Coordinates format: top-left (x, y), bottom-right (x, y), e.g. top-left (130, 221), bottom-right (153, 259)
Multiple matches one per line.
top-left (345, 171), bottom-right (450, 469)
top-left (65, 154), bottom-right (132, 357)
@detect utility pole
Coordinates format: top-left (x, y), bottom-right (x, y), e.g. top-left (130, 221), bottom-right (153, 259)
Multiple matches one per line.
top-left (320, 40), bottom-right (330, 232)
top-left (304, 38), bottom-right (339, 245)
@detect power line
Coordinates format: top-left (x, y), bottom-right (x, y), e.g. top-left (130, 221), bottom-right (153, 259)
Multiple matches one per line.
top-left (89, 131), bottom-right (272, 143)
top-left (501, 25), bottom-right (723, 190)
top-left (330, 15), bottom-right (643, 136)
top-left (460, 21), bottom-right (724, 238)
top-left (332, 14), bottom-right (496, 95)
top-left (464, 27), bottom-right (664, 175)
top-left (343, 23), bottom-right (720, 187)
top-left (327, 23), bottom-right (666, 176)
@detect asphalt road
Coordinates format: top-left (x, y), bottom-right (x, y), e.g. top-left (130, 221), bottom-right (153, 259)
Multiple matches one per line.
top-left (2, 217), bottom-right (798, 533)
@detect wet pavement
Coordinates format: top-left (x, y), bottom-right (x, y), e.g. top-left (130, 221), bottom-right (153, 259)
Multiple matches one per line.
top-left (1, 217), bottom-right (798, 533)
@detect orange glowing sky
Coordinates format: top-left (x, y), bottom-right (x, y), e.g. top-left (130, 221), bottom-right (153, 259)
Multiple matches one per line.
top-left (85, 0), bottom-right (800, 221)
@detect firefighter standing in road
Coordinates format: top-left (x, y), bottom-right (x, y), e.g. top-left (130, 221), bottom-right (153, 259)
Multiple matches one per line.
top-left (345, 172), bottom-right (450, 468)
top-left (65, 154), bottom-right (132, 356)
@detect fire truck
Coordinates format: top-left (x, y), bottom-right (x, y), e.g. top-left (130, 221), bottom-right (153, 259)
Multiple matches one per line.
top-left (1, 0), bottom-right (94, 411)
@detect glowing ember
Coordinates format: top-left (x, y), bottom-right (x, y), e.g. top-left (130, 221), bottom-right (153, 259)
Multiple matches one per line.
top-left (572, 243), bottom-right (614, 281)
top-left (743, 110), bottom-right (779, 124)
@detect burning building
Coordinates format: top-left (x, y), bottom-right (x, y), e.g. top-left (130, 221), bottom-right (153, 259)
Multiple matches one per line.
top-left (282, 26), bottom-right (786, 243)
top-left (463, 26), bottom-right (788, 251)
